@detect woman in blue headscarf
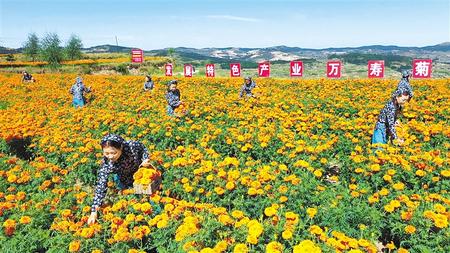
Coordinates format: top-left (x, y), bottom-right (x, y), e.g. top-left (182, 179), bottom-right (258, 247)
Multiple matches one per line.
top-left (69, 76), bottom-right (91, 108)
top-left (393, 70), bottom-right (413, 101)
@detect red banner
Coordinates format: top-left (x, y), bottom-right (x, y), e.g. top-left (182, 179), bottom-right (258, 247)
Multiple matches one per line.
top-left (184, 64), bottom-right (193, 77)
top-left (131, 49), bottom-right (143, 63)
top-left (290, 61), bottom-right (303, 77)
top-left (412, 59), bottom-right (432, 78)
top-left (258, 61), bottom-right (270, 77)
top-left (230, 63), bottom-right (241, 77)
top-left (165, 64), bottom-right (173, 76)
top-left (206, 64), bottom-right (215, 77)
top-left (326, 61), bottom-right (342, 78)
top-left (368, 60), bottom-right (384, 78)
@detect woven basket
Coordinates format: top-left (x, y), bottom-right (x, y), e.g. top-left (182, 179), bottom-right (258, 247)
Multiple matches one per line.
top-left (133, 175), bottom-right (162, 195)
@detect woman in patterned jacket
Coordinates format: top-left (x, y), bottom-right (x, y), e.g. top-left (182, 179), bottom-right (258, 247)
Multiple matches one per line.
top-left (70, 76), bottom-right (91, 108)
top-left (239, 76), bottom-right (257, 98)
top-left (88, 134), bottom-right (152, 225)
top-left (165, 80), bottom-right (183, 116)
top-left (372, 87), bottom-right (410, 147)
top-left (143, 75), bottom-right (154, 92)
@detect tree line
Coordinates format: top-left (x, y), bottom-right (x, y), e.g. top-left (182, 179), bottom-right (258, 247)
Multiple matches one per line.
top-left (21, 32), bottom-right (83, 66)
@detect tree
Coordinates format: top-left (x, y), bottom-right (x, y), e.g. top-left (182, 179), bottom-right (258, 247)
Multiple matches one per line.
top-left (167, 48), bottom-right (175, 61)
top-left (40, 33), bottom-right (63, 67)
top-left (65, 34), bottom-right (83, 61)
top-left (23, 33), bottom-right (40, 61)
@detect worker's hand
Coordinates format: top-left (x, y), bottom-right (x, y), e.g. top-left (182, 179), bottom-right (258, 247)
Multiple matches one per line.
top-left (140, 159), bottom-right (153, 168)
top-left (395, 138), bottom-right (405, 145)
top-left (87, 211), bottom-right (97, 225)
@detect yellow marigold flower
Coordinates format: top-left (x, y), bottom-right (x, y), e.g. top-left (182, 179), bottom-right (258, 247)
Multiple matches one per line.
top-left (368, 195), bottom-right (379, 204)
top-left (246, 235), bottom-right (258, 245)
top-left (441, 169), bottom-right (450, 177)
top-left (156, 218), bottom-right (168, 229)
top-left (434, 214), bottom-right (448, 228)
top-left (19, 216), bottom-right (32, 224)
top-left (401, 211), bottom-right (413, 221)
top-left (279, 196), bottom-right (288, 203)
top-left (199, 248), bottom-right (215, 253)
top-left (306, 207), bottom-right (317, 218)
top-left (264, 207), bottom-right (277, 217)
top-left (390, 200), bottom-right (401, 208)
top-left (392, 182), bottom-right (405, 191)
top-left (247, 187), bottom-right (257, 196)
top-left (386, 241), bottom-right (396, 250)
top-left (313, 170), bottom-right (322, 177)
top-left (282, 229), bottom-right (293, 240)
top-left (404, 225), bottom-right (416, 234)
top-left (384, 204), bottom-right (395, 213)
top-left (214, 240), bottom-right (228, 252)
top-left (355, 168), bottom-right (364, 173)
top-left (309, 225), bottom-right (323, 235)
top-left (266, 241), bottom-right (283, 253)
top-left (370, 164), bottom-right (381, 172)
top-left (423, 210), bottom-right (435, 219)
top-left (293, 240), bottom-right (322, 253)
top-left (379, 188), bottom-right (389, 196)
top-left (434, 204), bottom-right (446, 213)
top-left (226, 181), bottom-right (236, 190)
top-left (218, 214), bottom-right (234, 226)
top-left (214, 187), bottom-right (225, 195)
top-left (231, 210), bottom-right (244, 219)
top-left (68, 240), bottom-right (81, 252)
top-left (233, 243), bottom-right (248, 253)
top-left (183, 241), bottom-right (197, 251)
top-left (415, 170), bottom-right (426, 177)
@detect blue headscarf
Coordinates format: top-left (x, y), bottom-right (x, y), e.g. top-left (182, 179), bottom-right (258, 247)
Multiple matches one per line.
top-left (401, 70), bottom-right (412, 78)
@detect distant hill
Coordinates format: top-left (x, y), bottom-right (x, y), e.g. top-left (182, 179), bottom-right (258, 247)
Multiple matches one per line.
top-left (145, 42), bottom-right (450, 63)
top-left (0, 46), bottom-right (20, 54)
top-left (82, 44), bottom-right (135, 53)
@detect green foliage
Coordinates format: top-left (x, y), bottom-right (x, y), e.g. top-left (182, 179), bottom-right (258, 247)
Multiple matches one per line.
top-left (40, 32), bottom-right (63, 67)
top-left (115, 64), bottom-right (129, 75)
top-left (5, 54), bottom-right (15, 62)
top-left (65, 34), bottom-right (83, 61)
top-left (23, 33), bottom-right (40, 61)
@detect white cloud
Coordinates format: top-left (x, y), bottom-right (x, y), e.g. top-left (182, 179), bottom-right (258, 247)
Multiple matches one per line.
top-left (206, 15), bottom-right (262, 22)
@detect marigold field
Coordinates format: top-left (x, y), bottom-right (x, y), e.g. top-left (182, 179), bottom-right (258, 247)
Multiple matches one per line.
top-left (0, 73), bottom-right (449, 253)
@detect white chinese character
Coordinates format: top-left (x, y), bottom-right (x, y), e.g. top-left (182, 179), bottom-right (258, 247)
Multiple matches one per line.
top-left (185, 66), bottom-right (192, 76)
top-left (207, 65), bottom-right (215, 76)
top-left (291, 63), bottom-right (302, 75)
top-left (166, 65), bottom-right (172, 75)
top-left (369, 63), bottom-right (383, 76)
top-left (328, 63), bottom-right (340, 76)
top-left (259, 63), bottom-right (269, 75)
top-left (232, 65), bottom-right (240, 76)
top-left (414, 61), bottom-right (430, 76)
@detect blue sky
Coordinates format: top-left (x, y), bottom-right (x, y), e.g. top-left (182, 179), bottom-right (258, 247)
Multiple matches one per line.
top-left (1, 0), bottom-right (449, 49)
